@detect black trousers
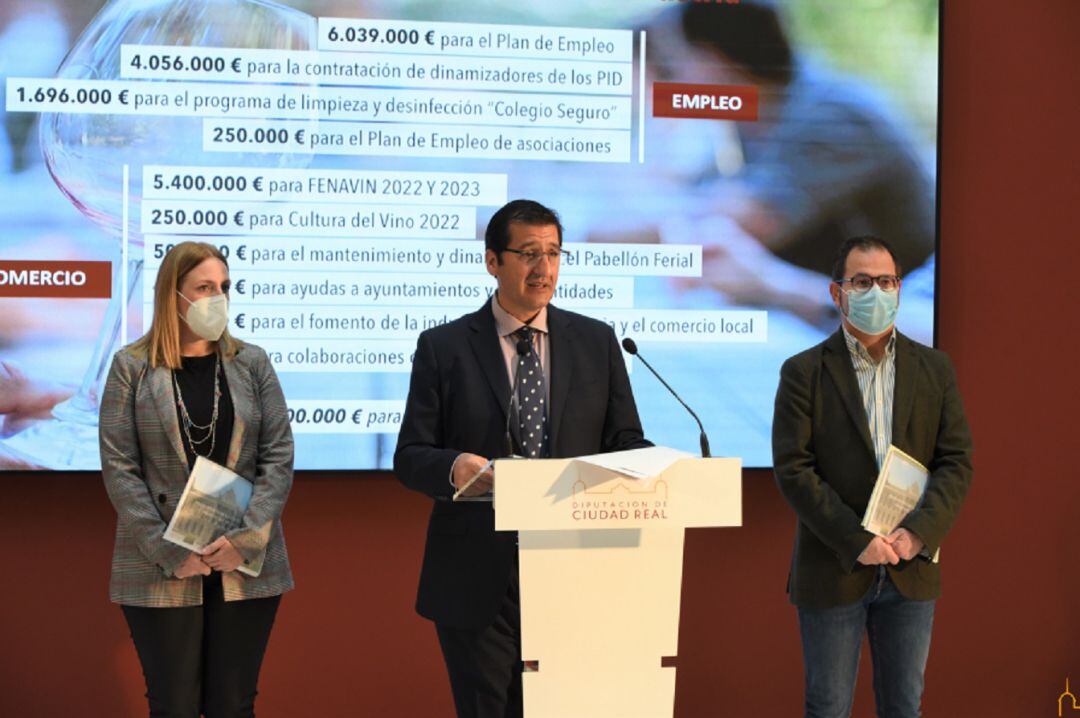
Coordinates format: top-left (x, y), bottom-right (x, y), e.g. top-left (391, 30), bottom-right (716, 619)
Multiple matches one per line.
top-left (121, 571), bottom-right (281, 718)
top-left (435, 562), bottom-right (523, 718)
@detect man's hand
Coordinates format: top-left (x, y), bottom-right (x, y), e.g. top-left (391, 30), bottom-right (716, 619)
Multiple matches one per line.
top-left (885, 528), bottom-right (925, 561)
top-left (202, 535), bottom-right (244, 572)
top-left (174, 552), bottom-right (212, 579)
top-left (857, 536), bottom-right (900, 566)
top-left (453, 453), bottom-right (493, 497)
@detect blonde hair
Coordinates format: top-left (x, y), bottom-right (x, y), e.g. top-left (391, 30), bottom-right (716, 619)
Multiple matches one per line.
top-left (129, 241), bottom-right (241, 368)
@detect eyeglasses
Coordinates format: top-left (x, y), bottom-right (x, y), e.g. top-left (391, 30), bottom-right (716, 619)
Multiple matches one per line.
top-left (835, 273), bottom-right (901, 293)
top-left (502, 248), bottom-right (569, 266)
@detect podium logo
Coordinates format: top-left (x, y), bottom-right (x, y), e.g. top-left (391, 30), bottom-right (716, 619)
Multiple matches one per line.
top-left (570, 478), bottom-right (669, 522)
top-left (1061, 678), bottom-right (1079, 716)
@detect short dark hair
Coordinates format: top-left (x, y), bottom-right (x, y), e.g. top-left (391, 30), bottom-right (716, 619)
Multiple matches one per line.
top-left (484, 199), bottom-right (563, 254)
top-left (831, 236), bottom-right (903, 281)
top-left (681, 2), bottom-right (794, 86)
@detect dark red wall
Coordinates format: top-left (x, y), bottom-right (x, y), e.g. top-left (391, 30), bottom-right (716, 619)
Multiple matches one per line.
top-left (3, 1), bottom-right (1079, 715)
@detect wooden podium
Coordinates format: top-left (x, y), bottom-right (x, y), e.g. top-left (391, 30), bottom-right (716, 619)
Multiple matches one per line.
top-left (494, 449), bottom-right (742, 718)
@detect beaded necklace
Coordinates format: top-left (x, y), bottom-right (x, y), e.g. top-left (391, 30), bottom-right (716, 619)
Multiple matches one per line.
top-left (173, 353), bottom-right (221, 458)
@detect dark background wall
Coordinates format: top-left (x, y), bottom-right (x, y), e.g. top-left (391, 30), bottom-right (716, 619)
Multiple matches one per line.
top-left (2, 0), bottom-right (1078, 715)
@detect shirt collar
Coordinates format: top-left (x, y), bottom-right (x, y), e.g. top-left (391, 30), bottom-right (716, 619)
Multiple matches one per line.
top-left (491, 294), bottom-right (548, 337)
top-left (841, 324), bottom-right (896, 364)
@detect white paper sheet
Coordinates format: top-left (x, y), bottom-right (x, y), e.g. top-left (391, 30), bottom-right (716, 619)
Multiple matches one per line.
top-left (573, 446), bottom-right (694, 480)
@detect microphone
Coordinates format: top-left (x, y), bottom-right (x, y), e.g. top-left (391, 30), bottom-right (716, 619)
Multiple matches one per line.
top-left (503, 336), bottom-right (533, 457)
top-left (621, 337), bottom-right (711, 458)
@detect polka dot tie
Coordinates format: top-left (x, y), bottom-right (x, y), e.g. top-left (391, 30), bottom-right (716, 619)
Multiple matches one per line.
top-left (514, 327), bottom-right (548, 459)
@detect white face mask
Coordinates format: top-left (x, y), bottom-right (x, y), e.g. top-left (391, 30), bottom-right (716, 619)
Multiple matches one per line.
top-left (177, 291), bottom-right (229, 341)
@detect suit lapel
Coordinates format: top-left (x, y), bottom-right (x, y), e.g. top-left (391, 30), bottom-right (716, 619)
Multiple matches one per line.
top-left (822, 330), bottom-right (876, 460)
top-left (891, 332), bottom-right (918, 445)
top-left (221, 351), bottom-right (248, 470)
top-left (547, 305), bottom-right (572, 447)
top-left (466, 303), bottom-right (511, 422)
top-left (148, 365), bottom-right (189, 468)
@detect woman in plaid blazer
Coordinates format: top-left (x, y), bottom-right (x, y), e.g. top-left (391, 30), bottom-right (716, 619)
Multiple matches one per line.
top-left (99, 241), bottom-right (294, 717)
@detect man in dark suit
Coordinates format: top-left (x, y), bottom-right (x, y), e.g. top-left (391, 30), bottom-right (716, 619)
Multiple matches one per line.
top-left (772, 236), bottom-right (973, 718)
top-left (395, 199), bottom-right (650, 718)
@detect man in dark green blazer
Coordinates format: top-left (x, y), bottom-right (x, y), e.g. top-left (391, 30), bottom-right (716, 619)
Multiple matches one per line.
top-left (772, 236), bottom-right (973, 718)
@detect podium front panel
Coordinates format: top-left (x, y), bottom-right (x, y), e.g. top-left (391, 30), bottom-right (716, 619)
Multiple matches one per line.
top-left (493, 453), bottom-right (742, 718)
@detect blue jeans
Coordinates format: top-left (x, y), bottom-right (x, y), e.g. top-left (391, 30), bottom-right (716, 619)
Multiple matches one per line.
top-left (796, 566), bottom-right (935, 718)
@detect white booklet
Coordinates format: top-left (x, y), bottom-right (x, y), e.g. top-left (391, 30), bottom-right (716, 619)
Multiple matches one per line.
top-left (163, 456), bottom-right (262, 577)
top-left (861, 445), bottom-right (939, 563)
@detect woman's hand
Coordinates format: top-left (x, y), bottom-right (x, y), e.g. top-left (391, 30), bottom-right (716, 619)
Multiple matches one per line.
top-left (202, 535), bottom-right (244, 572)
top-left (174, 552), bottom-right (212, 579)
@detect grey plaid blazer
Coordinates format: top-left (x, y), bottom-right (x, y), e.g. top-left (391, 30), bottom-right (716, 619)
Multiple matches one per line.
top-left (99, 342), bottom-right (294, 607)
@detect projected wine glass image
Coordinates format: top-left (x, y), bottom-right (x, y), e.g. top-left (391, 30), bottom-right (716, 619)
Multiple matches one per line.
top-left (1, 0), bottom-right (316, 468)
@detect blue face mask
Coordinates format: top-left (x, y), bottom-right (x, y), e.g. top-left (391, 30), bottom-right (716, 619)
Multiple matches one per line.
top-left (844, 285), bottom-right (898, 335)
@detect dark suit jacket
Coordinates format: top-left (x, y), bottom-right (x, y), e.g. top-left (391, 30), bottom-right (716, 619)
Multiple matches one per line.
top-left (772, 329), bottom-right (973, 609)
top-left (394, 300), bottom-right (650, 629)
